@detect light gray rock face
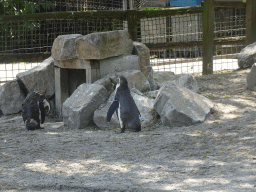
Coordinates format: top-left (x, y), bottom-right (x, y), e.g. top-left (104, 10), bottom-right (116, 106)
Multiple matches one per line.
top-left (16, 57), bottom-right (55, 98)
top-left (133, 41), bottom-right (156, 90)
top-left (153, 71), bottom-right (177, 88)
top-left (113, 70), bottom-right (151, 93)
top-left (100, 55), bottom-right (140, 78)
top-left (93, 76), bottom-right (115, 97)
top-left (131, 91), bottom-right (156, 126)
top-left (153, 72), bottom-right (199, 92)
top-left (96, 70), bottom-right (150, 93)
top-left (247, 63), bottom-right (256, 91)
top-left (154, 82), bottom-right (213, 126)
top-left (0, 80), bottom-right (25, 115)
top-left (51, 34), bottom-right (82, 60)
top-left (93, 92), bottom-right (120, 129)
top-left (147, 90), bottom-right (159, 98)
top-left (238, 42), bottom-right (256, 69)
top-left (0, 115), bottom-right (24, 125)
top-left (173, 74), bottom-right (199, 93)
top-left (62, 83), bottom-right (108, 129)
top-left (94, 89), bottom-right (157, 130)
top-left (76, 30), bottom-right (133, 60)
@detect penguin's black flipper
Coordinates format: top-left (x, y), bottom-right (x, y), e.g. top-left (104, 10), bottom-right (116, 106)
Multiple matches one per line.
top-left (107, 100), bottom-right (119, 122)
top-left (39, 101), bottom-right (45, 124)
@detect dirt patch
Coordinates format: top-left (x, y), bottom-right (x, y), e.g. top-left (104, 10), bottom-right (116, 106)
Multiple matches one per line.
top-left (1, 69), bottom-right (256, 191)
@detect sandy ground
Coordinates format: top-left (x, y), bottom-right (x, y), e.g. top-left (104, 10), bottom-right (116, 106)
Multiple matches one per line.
top-left (1, 68), bottom-right (256, 191)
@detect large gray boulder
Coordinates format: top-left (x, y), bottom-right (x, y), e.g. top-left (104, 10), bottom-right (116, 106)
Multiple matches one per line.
top-left (153, 71), bottom-right (177, 88)
top-left (94, 89), bottom-right (157, 130)
top-left (133, 42), bottom-right (156, 90)
top-left (0, 79), bottom-right (25, 115)
top-left (112, 70), bottom-right (151, 93)
top-left (100, 55), bottom-right (140, 78)
top-left (16, 57), bottom-right (55, 98)
top-left (153, 72), bottom-right (199, 92)
top-left (93, 75), bottom-right (115, 97)
top-left (173, 74), bottom-right (199, 93)
top-left (131, 91), bottom-right (157, 126)
top-left (93, 92), bottom-right (120, 129)
top-left (154, 82), bottom-right (213, 126)
top-left (94, 70), bottom-right (150, 93)
top-left (76, 30), bottom-right (133, 60)
top-left (146, 90), bottom-right (159, 99)
top-left (62, 83), bottom-right (108, 129)
top-left (247, 63), bottom-right (256, 91)
top-left (51, 34), bottom-right (82, 60)
top-left (238, 42), bottom-right (256, 69)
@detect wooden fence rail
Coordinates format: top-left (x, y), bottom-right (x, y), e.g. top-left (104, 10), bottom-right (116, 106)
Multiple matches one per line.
top-left (0, 0), bottom-right (252, 75)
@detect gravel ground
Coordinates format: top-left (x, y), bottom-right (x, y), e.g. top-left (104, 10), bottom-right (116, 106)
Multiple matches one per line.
top-left (0, 68), bottom-right (256, 192)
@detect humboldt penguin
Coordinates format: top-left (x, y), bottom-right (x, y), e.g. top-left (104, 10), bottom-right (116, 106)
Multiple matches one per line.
top-left (21, 92), bottom-right (50, 130)
top-left (107, 75), bottom-right (141, 133)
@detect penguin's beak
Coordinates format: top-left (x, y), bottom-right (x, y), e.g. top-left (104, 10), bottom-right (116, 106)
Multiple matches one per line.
top-left (43, 99), bottom-right (51, 114)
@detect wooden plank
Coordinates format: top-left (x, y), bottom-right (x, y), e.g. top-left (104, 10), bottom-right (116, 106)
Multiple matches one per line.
top-left (54, 67), bottom-right (69, 119)
top-left (0, 53), bottom-right (51, 63)
top-left (202, 0), bottom-right (215, 75)
top-left (0, 11), bottom-right (127, 23)
top-left (146, 38), bottom-right (245, 51)
top-left (246, 0), bottom-right (256, 45)
top-left (127, 10), bottom-right (138, 41)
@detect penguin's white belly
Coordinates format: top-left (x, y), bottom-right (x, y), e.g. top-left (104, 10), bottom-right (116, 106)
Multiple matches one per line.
top-left (117, 104), bottom-right (123, 128)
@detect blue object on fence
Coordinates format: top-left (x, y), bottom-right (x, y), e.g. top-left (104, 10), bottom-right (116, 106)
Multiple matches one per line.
top-left (169, 0), bottom-right (203, 7)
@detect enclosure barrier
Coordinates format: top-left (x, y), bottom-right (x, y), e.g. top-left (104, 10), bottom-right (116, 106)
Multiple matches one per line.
top-left (0, 0), bottom-right (253, 85)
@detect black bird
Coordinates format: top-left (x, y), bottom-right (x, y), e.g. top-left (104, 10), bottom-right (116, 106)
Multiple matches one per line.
top-left (21, 92), bottom-right (50, 130)
top-left (107, 75), bottom-right (141, 133)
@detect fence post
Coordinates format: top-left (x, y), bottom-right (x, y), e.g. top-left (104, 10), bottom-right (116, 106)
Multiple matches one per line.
top-left (202, 0), bottom-right (214, 75)
top-left (246, 0), bottom-right (256, 45)
top-left (127, 10), bottom-right (138, 41)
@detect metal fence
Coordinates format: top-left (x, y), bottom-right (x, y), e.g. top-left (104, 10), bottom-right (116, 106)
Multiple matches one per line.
top-left (142, 7), bottom-right (246, 74)
top-left (0, 0), bottom-right (246, 85)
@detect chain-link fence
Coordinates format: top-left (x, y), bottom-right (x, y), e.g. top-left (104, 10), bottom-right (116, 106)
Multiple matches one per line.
top-left (141, 6), bottom-right (246, 74)
top-left (0, 0), bottom-right (246, 85)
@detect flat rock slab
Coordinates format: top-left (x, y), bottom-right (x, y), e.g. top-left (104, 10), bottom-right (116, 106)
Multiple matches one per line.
top-left (133, 41), bottom-right (156, 90)
top-left (16, 57), bottom-right (55, 98)
top-left (62, 83), bottom-right (108, 129)
top-left (131, 91), bottom-right (156, 126)
top-left (94, 92), bottom-right (120, 130)
top-left (76, 30), bottom-right (133, 60)
top-left (154, 81), bottom-right (213, 126)
top-left (0, 79), bottom-right (25, 115)
top-left (146, 90), bottom-right (159, 98)
top-left (238, 42), bottom-right (256, 69)
top-left (94, 89), bottom-right (157, 130)
top-left (100, 55), bottom-right (140, 78)
top-left (153, 71), bottom-right (177, 88)
top-left (95, 70), bottom-right (150, 94)
top-left (247, 63), bottom-right (256, 91)
top-left (173, 74), bottom-right (199, 93)
top-left (112, 70), bottom-right (151, 93)
top-left (51, 34), bottom-right (82, 60)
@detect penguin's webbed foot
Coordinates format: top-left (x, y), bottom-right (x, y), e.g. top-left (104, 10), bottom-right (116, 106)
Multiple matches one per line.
top-left (120, 128), bottom-right (125, 133)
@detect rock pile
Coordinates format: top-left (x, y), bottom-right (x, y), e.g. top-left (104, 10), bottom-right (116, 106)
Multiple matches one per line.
top-left (0, 30), bottom-right (214, 131)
